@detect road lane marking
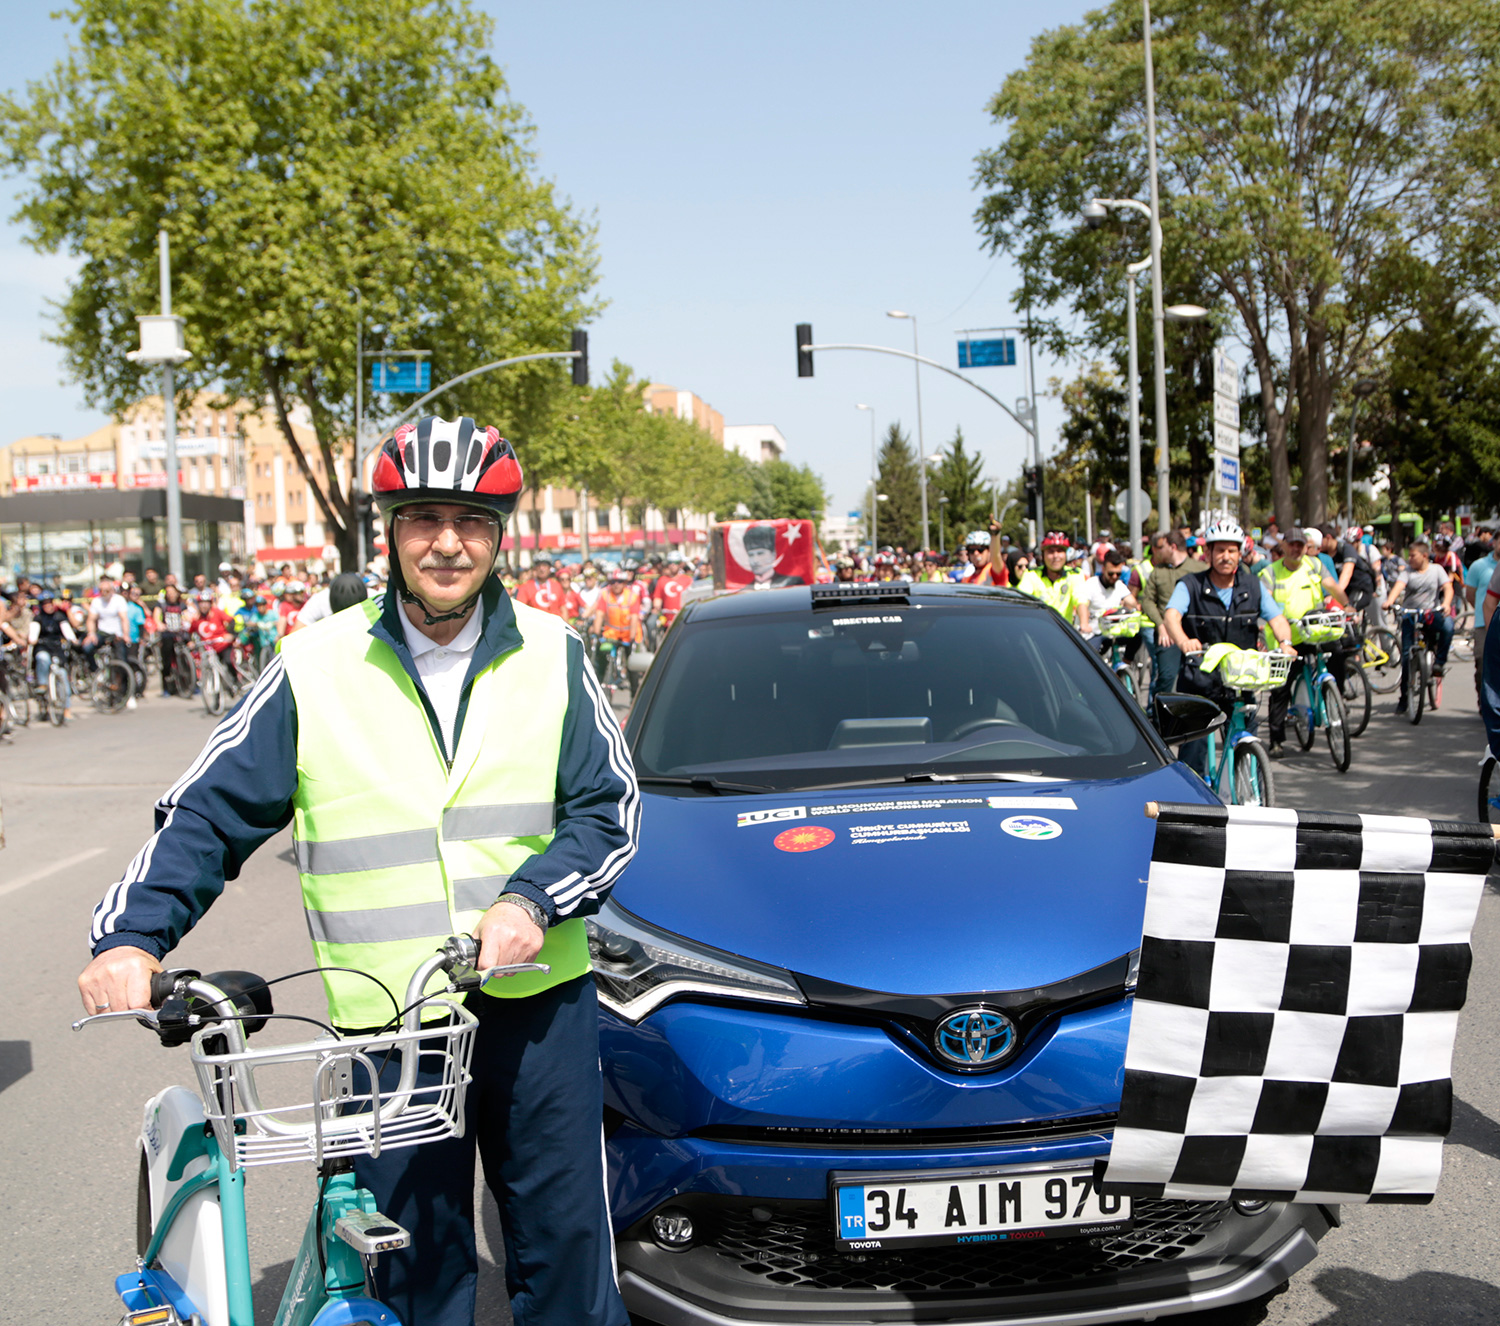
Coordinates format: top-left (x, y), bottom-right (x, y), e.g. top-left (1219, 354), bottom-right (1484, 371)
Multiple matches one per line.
top-left (0, 847), bottom-right (106, 899)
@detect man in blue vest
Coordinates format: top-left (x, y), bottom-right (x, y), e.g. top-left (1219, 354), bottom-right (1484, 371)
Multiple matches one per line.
top-left (78, 416), bottom-right (640, 1326)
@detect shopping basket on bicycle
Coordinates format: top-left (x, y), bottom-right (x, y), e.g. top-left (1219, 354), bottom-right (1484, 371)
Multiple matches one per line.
top-left (1291, 609), bottom-right (1350, 646)
top-left (1201, 645), bottom-right (1293, 692)
top-left (1099, 609), bottom-right (1150, 639)
top-left (189, 997), bottom-right (478, 1169)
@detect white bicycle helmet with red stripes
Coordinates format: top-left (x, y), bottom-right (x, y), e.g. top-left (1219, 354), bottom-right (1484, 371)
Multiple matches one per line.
top-left (371, 415), bottom-right (523, 518)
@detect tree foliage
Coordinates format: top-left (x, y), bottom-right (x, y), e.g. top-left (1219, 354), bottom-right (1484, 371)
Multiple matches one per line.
top-left (974, 0), bottom-right (1500, 528)
top-left (868, 422), bottom-right (923, 550)
top-left (1367, 293), bottom-right (1500, 524)
top-left (929, 428), bottom-right (995, 545)
top-left (1, 0), bottom-right (599, 563)
top-left (728, 457), bottom-right (828, 525)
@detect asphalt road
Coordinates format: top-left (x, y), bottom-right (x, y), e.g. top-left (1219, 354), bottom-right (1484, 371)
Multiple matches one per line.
top-left (0, 666), bottom-right (1495, 1326)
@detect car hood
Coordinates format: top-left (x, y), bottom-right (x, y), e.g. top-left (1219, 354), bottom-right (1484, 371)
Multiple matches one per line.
top-left (612, 762), bottom-right (1214, 996)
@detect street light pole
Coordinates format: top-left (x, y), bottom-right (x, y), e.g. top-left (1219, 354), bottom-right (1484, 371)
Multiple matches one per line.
top-left (1142, 0), bottom-right (1172, 535)
top-left (1346, 378), bottom-right (1379, 524)
top-left (1125, 255), bottom-right (1151, 556)
top-left (887, 312), bottom-right (929, 551)
top-left (857, 403), bottom-right (877, 549)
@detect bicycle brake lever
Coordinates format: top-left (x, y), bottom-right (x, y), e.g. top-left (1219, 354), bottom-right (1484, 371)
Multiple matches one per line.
top-left (446, 962), bottom-right (551, 993)
top-left (71, 1008), bottom-right (161, 1032)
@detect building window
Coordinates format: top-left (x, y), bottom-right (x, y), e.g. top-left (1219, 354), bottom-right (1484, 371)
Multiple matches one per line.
top-left (260, 525), bottom-right (274, 545)
top-left (292, 523), bottom-right (305, 544)
top-left (560, 509), bottom-right (575, 532)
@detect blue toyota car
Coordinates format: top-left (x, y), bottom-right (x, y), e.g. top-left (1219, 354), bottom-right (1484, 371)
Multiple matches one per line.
top-left (594, 581), bottom-right (1333, 1325)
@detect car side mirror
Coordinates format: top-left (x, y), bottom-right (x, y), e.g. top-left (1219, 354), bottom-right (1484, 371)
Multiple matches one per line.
top-left (1151, 693), bottom-right (1226, 746)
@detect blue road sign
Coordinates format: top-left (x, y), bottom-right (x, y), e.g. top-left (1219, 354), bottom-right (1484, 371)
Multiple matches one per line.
top-left (958, 338), bottom-right (1016, 368)
top-left (1216, 453), bottom-right (1241, 496)
top-left (371, 360), bottom-right (432, 393)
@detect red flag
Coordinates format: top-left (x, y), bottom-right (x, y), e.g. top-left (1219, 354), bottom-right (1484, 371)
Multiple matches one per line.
top-left (711, 519), bottom-right (817, 590)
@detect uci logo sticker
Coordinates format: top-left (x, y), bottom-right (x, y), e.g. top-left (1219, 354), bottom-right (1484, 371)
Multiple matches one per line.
top-left (737, 805), bottom-right (807, 828)
top-left (1000, 815), bottom-right (1062, 841)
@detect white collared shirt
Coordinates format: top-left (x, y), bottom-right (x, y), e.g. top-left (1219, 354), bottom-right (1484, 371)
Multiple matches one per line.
top-left (398, 605), bottom-right (483, 757)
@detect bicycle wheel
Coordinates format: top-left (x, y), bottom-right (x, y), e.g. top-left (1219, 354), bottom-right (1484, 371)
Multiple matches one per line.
top-left (201, 655), bottom-right (226, 716)
top-left (1480, 757), bottom-right (1500, 824)
top-left (68, 652), bottom-right (91, 697)
top-left (1114, 663), bottom-right (1136, 700)
top-left (1290, 671), bottom-right (1316, 751)
top-left (1232, 739), bottom-right (1276, 807)
top-left (1364, 628), bottom-right (1399, 692)
top-left (1407, 648), bottom-right (1425, 725)
top-left (93, 659), bottom-right (133, 713)
top-left (1321, 676), bottom-right (1351, 772)
top-left (1341, 665), bottom-right (1372, 738)
top-left (6, 672), bottom-right (30, 727)
top-left (170, 645), bottom-right (195, 697)
top-left (46, 665), bottom-right (66, 726)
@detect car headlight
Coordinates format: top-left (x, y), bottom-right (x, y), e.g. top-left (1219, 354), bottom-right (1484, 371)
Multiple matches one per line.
top-left (587, 898), bottom-right (806, 1022)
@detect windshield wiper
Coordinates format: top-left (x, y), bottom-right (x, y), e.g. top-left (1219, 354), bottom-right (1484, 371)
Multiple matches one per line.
top-left (638, 775), bottom-right (776, 795)
top-left (791, 771), bottom-right (1072, 792)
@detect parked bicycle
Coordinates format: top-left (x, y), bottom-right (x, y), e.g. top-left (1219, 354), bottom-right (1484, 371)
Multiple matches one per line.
top-left (74, 936), bottom-right (547, 1326)
top-left (1286, 610), bottom-right (1353, 772)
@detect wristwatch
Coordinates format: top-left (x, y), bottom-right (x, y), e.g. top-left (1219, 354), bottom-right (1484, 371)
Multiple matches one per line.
top-left (496, 892), bottom-right (548, 931)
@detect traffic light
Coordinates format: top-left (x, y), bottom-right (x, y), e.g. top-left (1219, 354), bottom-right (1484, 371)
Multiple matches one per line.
top-left (1023, 465), bottom-right (1043, 523)
top-left (796, 324), bottom-right (814, 377)
top-left (351, 485), bottom-right (376, 549)
top-left (571, 329), bottom-right (589, 387)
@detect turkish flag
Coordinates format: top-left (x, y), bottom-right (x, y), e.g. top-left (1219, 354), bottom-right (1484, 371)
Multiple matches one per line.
top-left (712, 519), bottom-right (817, 590)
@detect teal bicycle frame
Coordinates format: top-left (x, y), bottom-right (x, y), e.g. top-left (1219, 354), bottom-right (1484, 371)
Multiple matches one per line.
top-left (1199, 692), bottom-right (1269, 805)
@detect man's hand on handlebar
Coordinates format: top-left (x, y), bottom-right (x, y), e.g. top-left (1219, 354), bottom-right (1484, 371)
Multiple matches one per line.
top-left (1180, 637), bottom-right (1204, 654)
top-left (78, 944), bottom-right (162, 1016)
top-left (474, 900), bottom-right (545, 974)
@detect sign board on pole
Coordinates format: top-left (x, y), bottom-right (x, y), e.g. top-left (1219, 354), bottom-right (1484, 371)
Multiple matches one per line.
top-left (1213, 348), bottom-right (1239, 402)
top-left (371, 360), bottom-right (432, 393)
top-left (1114, 488), bottom-right (1152, 524)
top-left (1215, 453), bottom-right (1241, 496)
top-left (1214, 420), bottom-right (1242, 457)
top-left (957, 338), bottom-right (1016, 369)
top-left (1212, 348), bottom-right (1241, 459)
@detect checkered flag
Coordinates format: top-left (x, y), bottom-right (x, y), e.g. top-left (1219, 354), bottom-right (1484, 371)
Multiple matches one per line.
top-left (1097, 801), bottom-right (1493, 1205)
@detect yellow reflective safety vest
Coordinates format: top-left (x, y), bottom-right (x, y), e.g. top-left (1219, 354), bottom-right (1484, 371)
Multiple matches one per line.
top-left (1017, 568), bottom-right (1085, 622)
top-left (278, 598), bottom-right (584, 1028)
top-left (1260, 558), bottom-right (1324, 647)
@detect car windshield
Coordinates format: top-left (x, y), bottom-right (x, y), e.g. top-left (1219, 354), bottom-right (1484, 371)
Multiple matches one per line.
top-left (631, 600), bottom-right (1163, 790)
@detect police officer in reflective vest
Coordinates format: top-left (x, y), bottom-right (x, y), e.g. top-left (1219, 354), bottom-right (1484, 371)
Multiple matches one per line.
top-left (79, 416), bottom-right (640, 1326)
top-left (1162, 516), bottom-right (1296, 775)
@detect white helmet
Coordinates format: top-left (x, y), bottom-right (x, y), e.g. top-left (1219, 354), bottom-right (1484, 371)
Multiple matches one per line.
top-left (1203, 516), bottom-right (1245, 546)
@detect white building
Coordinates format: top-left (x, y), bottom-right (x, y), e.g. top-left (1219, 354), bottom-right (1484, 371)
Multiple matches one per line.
top-left (820, 510), bottom-right (864, 550)
top-left (723, 424), bottom-right (787, 465)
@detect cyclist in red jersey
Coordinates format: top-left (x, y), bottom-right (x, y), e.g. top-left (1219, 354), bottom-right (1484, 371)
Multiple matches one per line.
top-left (516, 556), bottom-right (582, 620)
top-left (190, 590), bottom-right (237, 659)
top-left (653, 554), bottom-right (693, 626)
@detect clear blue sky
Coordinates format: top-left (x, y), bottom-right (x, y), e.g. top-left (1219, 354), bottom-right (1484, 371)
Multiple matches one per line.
top-left (0, 0), bottom-right (1099, 520)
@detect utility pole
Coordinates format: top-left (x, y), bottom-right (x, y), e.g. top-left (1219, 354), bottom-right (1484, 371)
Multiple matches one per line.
top-left (1142, 0), bottom-right (1172, 534)
top-left (127, 232), bottom-right (192, 582)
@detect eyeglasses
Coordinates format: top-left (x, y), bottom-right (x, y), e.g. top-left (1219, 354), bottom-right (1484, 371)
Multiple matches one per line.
top-left (394, 510), bottom-right (500, 541)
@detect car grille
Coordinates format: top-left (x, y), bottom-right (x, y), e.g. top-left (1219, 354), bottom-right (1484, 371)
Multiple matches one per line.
top-left (705, 1199), bottom-right (1229, 1294)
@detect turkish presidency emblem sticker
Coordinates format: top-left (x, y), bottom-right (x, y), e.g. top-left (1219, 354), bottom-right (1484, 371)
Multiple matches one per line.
top-left (774, 825), bottom-right (836, 853)
top-left (1000, 815), bottom-right (1062, 841)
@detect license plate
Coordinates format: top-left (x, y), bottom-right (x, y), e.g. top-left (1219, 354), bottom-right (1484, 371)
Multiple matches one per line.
top-left (831, 1164), bottom-right (1132, 1250)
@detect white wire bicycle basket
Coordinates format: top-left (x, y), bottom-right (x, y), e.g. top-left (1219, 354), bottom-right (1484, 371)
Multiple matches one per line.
top-left (1293, 610), bottom-right (1350, 645)
top-left (189, 998), bottom-right (478, 1170)
top-left (1208, 648), bottom-right (1293, 692)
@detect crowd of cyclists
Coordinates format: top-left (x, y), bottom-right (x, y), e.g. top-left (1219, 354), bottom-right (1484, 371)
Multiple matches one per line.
top-left (2, 517), bottom-right (1488, 770)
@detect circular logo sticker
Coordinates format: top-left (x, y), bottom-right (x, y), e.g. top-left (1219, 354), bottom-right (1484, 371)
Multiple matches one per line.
top-left (1000, 815), bottom-right (1062, 841)
top-left (774, 825), bottom-right (836, 853)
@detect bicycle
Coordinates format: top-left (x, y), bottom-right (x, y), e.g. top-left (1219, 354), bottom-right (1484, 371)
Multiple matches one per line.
top-left (91, 641), bottom-right (136, 714)
top-left (1285, 611), bottom-right (1353, 772)
top-left (2, 643), bottom-right (31, 729)
top-left (1097, 609), bottom-right (1152, 709)
top-left (1185, 647), bottom-right (1290, 807)
top-left (594, 632), bottom-right (637, 701)
top-left (74, 936), bottom-right (547, 1326)
top-left (27, 644), bottom-right (69, 727)
top-left (1396, 607), bottom-right (1444, 724)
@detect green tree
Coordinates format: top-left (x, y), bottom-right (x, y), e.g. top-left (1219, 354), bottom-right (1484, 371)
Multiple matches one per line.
top-left (1369, 295), bottom-right (1500, 525)
top-left (1, 0), bottom-right (599, 565)
top-left (929, 428), bottom-right (994, 547)
top-left (974, 0), bottom-right (1500, 529)
top-left (868, 422), bottom-right (922, 551)
top-left (728, 458), bottom-right (828, 525)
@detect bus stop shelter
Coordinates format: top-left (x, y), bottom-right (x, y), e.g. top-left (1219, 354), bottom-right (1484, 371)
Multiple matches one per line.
top-left (0, 489), bottom-right (245, 586)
